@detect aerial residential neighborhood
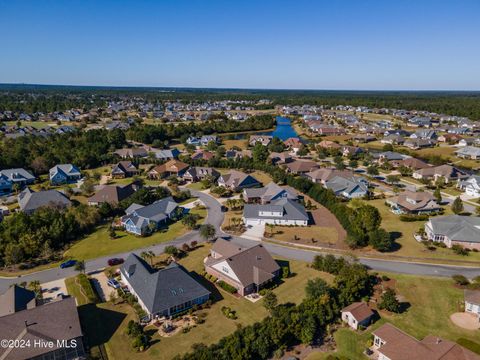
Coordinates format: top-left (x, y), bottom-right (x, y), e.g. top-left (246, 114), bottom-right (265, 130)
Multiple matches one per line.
top-left (0, 1), bottom-right (480, 360)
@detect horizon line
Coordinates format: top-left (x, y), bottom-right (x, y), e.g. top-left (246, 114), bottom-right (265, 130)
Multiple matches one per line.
top-left (1, 82), bottom-right (480, 93)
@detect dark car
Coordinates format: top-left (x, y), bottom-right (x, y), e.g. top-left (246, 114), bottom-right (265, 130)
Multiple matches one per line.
top-left (60, 259), bottom-right (77, 269)
top-left (107, 258), bottom-right (124, 266)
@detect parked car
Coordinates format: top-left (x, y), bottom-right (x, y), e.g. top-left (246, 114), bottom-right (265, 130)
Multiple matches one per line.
top-left (60, 259), bottom-right (77, 269)
top-left (107, 258), bottom-right (124, 266)
top-left (107, 279), bottom-right (120, 289)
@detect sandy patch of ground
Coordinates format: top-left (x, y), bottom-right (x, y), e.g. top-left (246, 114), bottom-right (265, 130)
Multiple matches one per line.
top-left (450, 312), bottom-right (480, 330)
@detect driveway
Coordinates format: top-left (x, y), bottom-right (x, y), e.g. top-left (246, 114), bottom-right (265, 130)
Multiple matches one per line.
top-left (41, 278), bottom-right (67, 303)
top-left (242, 223), bottom-right (265, 241)
top-left (90, 271), bottom-right (113, 302)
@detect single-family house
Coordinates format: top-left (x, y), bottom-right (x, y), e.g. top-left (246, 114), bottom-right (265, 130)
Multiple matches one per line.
top-left (375, 151), bottom-right (410, 163)
top-left (317, 140), bottom-right (341, 150)
top-left (305, 168), bottom-right (354, 185)
top-left (0, 174), bottom-right (12, 196)
top-left (152, 148), bottom-right (181, 161)
top-left (341, 302), bottom-right (374, 330)
top-left (410, 129), bottom-right (437, 140)
top-left (121, 253), bottom-right (211, 320)
top-left (0, 168), bottom-right (35, 189)
top-left (372, 323), bottom-right (480, 360)
top-left (200, 135), bottom-right (218, 146)
top-left (49, 164), bottom-right (81, 185)
top-left (191, 149), bottom-right (215, 161)
top-left (0, 298), bottom-right (85, 360)
top-left (425, 215), bottom-right (480, 250)
top-left (0, 285), bottom-right (36, 317)
top-left (120, 196), bottom-right (179, 235)
top-left (413, 165), bottom-right (468, 184)
top-left (217, 170), bottom-right (261, 191)
top-left (283, 137), bottom-right (302, 152)
top-left (387, 190), bottom-right (441, 214)
top-left (457, 138), bottom-right (476, 147)
top-left (243, 182), bottom-right (298, 204)
top-left (404, 138), bottom-right (436, 150)
top-left (87, 182), bottom-right (139, 206)
top-left (325, 175), bottom-right (369, 199)
top-left (243, 198), bottom-right (309, 226)
top-left (269, 151), bottom-right (293, 165)
top-left (455, 146), bottom-right (480, 160)
top-left (381, 134), bottom-right (405, 145)
top-left (204, 239), bottom-right (280, 296)
top-left (249, 135), bottom-right (273, 146)
top-left (464, 290), bottom-right (480, 318)
top-left (183, 167), bottom-right (220, 182)
top-left (114, 147), bottom-right (148, 159)
top-left (285, 159), bottom-right (319, 174)
top-left (408, 116), bottom-right (432, 128)
top-left (18, 188), bottom-right (71, 214)
top-left (111, 161), bottom-right (139, 178)
top-left (148, 160), bottom-right (189, 179)
top-left (458, 175), bottom-right (480, 197)
top-left (437, 133), bottom-right (463, 144)
top-left (391, 157), bottom-right (431, 170)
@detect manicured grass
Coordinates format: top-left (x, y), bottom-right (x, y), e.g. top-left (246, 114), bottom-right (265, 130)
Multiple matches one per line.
top-left (81, 244), bottom-right (333, 360)
top-left (270, 225), bottom-right (338, 245)
top-left (358, 199), bottom-right (480, 263)
top-left (250, 170), bottom-right (273, 185)
top-left (64, 208), bottom-right (206, 260)
top-left (186, 181), bottom-right (205, 190)
top-left (65, 276), bottom-right (91, 306)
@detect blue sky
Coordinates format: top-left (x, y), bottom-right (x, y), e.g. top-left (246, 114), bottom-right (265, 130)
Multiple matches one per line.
top-left (0, 0), bottom-right (479, 90)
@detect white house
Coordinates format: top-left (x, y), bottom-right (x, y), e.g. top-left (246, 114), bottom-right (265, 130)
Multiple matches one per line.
top-left (457, 175), bottom-right (480, 198)
top-left (464, 290), bottom-right (480, 319)
top-left (242, 198), bottom-right (308, 226)
top-left (341, 302), bottom-right (374, 330)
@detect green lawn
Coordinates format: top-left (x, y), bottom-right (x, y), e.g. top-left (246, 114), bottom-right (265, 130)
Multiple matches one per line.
top-left (358, 199), bottom-right (480, 264)
top-left (64, 207), bottom-right (206, 260)
top-left (80, 244), bottom-right (333, 360)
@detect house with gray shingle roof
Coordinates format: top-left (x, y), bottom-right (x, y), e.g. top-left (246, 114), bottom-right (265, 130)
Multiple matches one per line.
top-left (49, 164), bottom-right (81, 185)
top-left (243, 197), bottom-right (308, 226)
top-left (455, 146), bottom-right (480, 160)
top-left (458, 175), bottom-right (480, 198)
top-left (243, 182), bottom-right (298, 204)
top-left (0, 298), bottom-right (85, 360)
top-left (0, 168), bottom-right (35, 189)
top-left (464, 289), bottom-right (480, 319)
top-left (120, 196), bottom-right (179, 235)
top-left (0, 285), bottom-right (36, 317)
top-left (18, 188), bottom-right (71, 214)
top-left (204, 239), bottom-right (280, 296)
top-left (324, 175), bottom-right (369, 199)
top-left (217, 170), bottom-right (261, 191)
top-left (120, 254), bottom-right (210, 320)
top-left (425, 215), bottom-right (480, 250)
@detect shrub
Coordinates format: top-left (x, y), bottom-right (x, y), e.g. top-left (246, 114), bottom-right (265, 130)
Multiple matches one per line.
top-left (281, 265), bottom-right (290, 279)
top-left (452, 244), bottom-right (469, 256)
top-left (381, 275), bottom-right (390, 281)
top-left (221, 306), bottom-right (238, 320)
top-left (378, 288), bottom-right (401, 313)
top-left (452, 274), bottom-right (469, 286)
top-left (217, 280), bottom-right (237, 294)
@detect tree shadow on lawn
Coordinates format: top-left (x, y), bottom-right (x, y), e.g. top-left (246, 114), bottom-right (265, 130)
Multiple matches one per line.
top-left (78, 303), bottom-right (127, 347)
top-left (388, 231), bottom-right (403, 252)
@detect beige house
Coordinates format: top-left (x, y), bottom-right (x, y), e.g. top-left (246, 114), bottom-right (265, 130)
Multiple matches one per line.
top-left (387, 190), bottom-right (441, 215)
top-left (413, 165), bottom-right (468, 184)
top-left (204, 239), bottom-right (280, 296)
top-left (465, 290), bottom-right (480, 318)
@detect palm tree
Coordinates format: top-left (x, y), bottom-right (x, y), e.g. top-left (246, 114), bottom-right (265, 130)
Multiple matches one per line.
top-left (74, 260), bottom-right (85, 274)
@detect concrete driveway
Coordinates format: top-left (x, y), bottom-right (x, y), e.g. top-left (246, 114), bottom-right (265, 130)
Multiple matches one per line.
top-left (41, 278), bottom-right (67, 303)
top-left (90, 271), bottom-right (114, 302)
top-left (242, 223), bottom-right (265, 241)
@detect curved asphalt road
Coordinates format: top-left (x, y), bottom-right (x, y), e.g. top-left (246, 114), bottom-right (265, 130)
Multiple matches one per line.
top-left (0, 190), bottom-right (478, 293)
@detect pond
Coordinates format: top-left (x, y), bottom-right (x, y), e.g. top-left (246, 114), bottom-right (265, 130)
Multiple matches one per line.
top-left (224, 116), bottom-right (301, 141)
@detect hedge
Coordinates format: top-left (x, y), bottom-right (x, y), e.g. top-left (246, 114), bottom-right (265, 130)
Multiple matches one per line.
top-left (217, 280), bottom-right (237, 294)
